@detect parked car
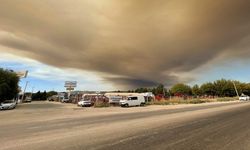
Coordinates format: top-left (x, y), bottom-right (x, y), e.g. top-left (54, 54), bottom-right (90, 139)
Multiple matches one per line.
top-left (0, 100), bottom-right (17, 110)
top-left (61, 98), bottom-right (71, 103)
top-left (239, 95), bottom-right (250, 101)
top-left (120, 95), bottom-right (145, 107)
top-left (78, 100), bottom-right (93, 107)
top-left (48, 95), bottom-right (58, 101)
top-left (24, 97), bottom-right (32, 103)
top-left (59, 95), bottom-right (71, 103)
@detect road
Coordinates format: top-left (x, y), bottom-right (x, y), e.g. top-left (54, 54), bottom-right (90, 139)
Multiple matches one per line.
top-left (1, 101), bottom-right (250, 150)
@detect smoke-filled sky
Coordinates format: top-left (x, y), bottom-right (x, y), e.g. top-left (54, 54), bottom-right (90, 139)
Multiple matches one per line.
top-left (0, 0), bottom-right (250, 91)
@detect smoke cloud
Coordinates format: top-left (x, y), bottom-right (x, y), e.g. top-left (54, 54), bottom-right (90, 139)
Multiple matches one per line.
top-left (0, 0), bottom-right (250, 89)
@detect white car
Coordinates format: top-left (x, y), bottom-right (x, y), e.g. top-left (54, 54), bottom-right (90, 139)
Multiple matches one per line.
top-left (120, 95), bottom-right (145, 107)
top-left (239, 95), bottom-right (250, 101)
top-left (0, 100), bottom-right (17, 110)
top-left (24, 97), bottom-right (32, 103)
top-left (78, 100), bottom-right (93, 107)
top-left (60, 96), bottom-right (71, 103)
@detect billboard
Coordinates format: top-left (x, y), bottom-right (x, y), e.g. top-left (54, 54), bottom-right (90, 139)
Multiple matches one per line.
top-left (64, 81), bottom-right (77, 88)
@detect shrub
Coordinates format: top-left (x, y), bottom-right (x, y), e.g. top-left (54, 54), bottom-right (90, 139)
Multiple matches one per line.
top-left (148, 99), bottom-right (207, 105)
top-left (94, 102), bottom-right (110, 108)
top-left (216, 97), bottom-right (237, 102)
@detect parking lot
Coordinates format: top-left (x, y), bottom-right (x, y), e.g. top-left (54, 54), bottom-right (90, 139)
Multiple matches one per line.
top-left (1, 101), bottom-right (250, 150)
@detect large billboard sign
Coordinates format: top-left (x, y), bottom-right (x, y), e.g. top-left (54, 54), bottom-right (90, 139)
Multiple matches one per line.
top-left (16, 70), bottom-right (28, 78)
top-left (64, 81), bottom-right (77, 88)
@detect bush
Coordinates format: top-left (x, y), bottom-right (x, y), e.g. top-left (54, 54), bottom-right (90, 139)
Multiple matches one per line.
top-left (148, 99), bottom-right (207, 105)
top-left (94, 102), bottom-right (110, 108)
top-left (216, 97), bottom-right (237, 102)
top-left (147, 97), bottom-right (237, 106)
top-left (148, 100), bottom-right (170, 105)
top-left (188, 99), bottom-right (206, 104)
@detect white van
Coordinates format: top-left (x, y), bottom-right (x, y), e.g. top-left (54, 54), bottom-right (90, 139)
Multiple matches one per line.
top-left (120, 95), bottom-right (145, 107)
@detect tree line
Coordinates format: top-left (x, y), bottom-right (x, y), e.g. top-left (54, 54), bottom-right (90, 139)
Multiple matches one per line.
top-left (133, 79), bottom-right (250, 97)
top-left (31, 91), bottom-right (57, 100)
top-left (0, 67), bottom-right (249, 102)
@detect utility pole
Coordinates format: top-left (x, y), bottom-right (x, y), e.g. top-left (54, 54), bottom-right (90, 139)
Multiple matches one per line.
top-left (232, 81), bottom-right (239, 97)
top-left (21, 81), bottom-right (29, 103)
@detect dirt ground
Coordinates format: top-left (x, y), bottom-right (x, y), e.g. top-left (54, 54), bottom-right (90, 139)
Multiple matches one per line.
top-left (1, 101), bottom-right (250, 150)
top-left (0, 100), bottom-right (241, 125)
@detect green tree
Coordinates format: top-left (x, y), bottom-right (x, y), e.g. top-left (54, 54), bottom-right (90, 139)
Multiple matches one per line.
top-left (0, 69), bottom-right (19, 102)
top-left (200, 82), bottom-right (216, 96)
top-left (242, 83), bottom-right (250, 96)
top-left (41, 91), bottom-right (47, 100)
top-left (135, 87), bottom-right (149, 93)
top-left (233, 81), bottom-right (250, 96)
top-left (192, 84), bottom-right (201, 96)
top-left (171, 83), bottom-right (192, 96)
top-left (32, 91), bottom-right (41, 100)
top-left (154, 84), bottom-right (168, 96)
top-left (47, 91), bottom-right (57, 98)
top-left (213, 79), bottom-right (236, 97)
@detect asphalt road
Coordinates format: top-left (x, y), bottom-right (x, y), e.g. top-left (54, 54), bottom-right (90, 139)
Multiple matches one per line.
top-left (1, 101), bottom-right (250, 150)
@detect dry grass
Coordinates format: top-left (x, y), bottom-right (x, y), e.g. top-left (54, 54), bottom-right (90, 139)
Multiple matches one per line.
top-left (94, 102), bottom-right (110, 108)
top-left (148, 97), bottom-right (238, 105)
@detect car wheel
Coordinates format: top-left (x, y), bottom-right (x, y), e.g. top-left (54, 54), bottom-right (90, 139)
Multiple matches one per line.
top-left (125, 104), bottom-right (129, 107)
top-left (140, 103), bottom-right (145, 106)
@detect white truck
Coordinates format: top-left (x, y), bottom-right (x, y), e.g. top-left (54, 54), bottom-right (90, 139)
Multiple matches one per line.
top-left (120, 95), bottom-right (145, 107)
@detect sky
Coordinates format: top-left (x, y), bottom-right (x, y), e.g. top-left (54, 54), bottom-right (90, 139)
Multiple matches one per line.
top-left (0, 0), bottom-right (250, 92)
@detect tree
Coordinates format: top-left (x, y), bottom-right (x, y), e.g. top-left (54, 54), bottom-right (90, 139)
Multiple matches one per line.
top-left (32, 91), bottom-right (41, 100)
top-left (213, 79), bottom-right (235, 97)
top-left (234, 81), bottom-right (250, 96)
top-left (47, 91), bottom-right (58, 98)
top-left (41, 91), bottom-right (47, 100)
top-left (171, 83), bottom-right (192, 96)
top-left (200, 82), bottom-right (216, 96)
top-left (0, 69), bottom-right (19, 102)
top-left (192, 84), bottom-right (201, 96)
top-left (135, 87), bottom-right (149, 93)
top-left (154, 84), bottom-right (168, 96)
top-left (242, 83), bottom-right (250, 96)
